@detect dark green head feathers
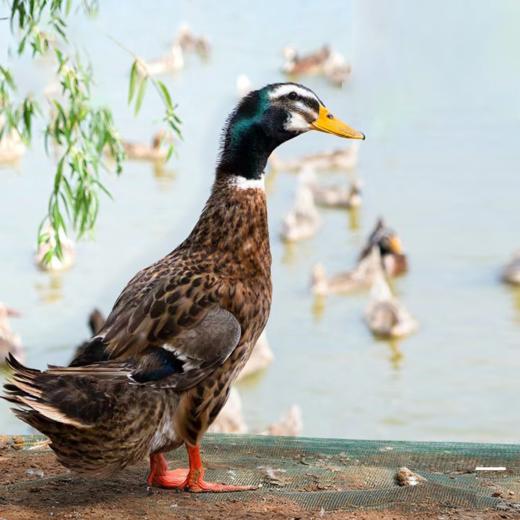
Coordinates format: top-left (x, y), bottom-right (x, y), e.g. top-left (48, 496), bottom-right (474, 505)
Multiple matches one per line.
top-left (217, 82), bottom-right (364, 181)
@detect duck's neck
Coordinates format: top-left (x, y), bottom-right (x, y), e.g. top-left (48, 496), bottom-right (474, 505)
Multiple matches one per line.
top-left (216, 123), bottom-right (276, 181)
top-left (184, 175), bottom-right (271, 277)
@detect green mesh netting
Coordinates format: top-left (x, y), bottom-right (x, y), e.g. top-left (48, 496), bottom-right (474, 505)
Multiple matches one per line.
top-left (4, 434), bottom-right (520, 513)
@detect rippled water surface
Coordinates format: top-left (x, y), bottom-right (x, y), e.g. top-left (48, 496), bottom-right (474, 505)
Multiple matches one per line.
top-left (1, 1), bottom-right (520, 442)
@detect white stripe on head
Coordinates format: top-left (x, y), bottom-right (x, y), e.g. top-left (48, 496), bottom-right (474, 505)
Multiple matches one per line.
top-left (228, 174), bottom-right (265, 191)
top-left (268, 84), bottom-right (319, 104)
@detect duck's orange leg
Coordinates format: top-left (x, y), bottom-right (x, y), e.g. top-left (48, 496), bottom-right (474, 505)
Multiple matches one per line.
top-left (147, 445), bottom-right (256, 492)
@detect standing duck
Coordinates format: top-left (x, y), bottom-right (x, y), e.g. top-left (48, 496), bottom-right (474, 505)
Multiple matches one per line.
top-left (4, 82), bottom-right (364, 492)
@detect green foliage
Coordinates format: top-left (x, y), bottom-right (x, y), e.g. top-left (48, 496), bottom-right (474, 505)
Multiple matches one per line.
top-left (1, 0), bottom-right (181, 263)
top-left (128, 61), bottom-right (182, 161)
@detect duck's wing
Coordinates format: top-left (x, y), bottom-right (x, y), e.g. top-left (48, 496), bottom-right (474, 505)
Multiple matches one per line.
top-left (49, 304), bottom-right (241, 391)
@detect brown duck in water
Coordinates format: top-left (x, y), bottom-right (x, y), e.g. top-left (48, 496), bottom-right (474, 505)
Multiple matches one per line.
top-left (311, 218), bottom-right (407, 295)
top-left (4, 82), bottom-right (364, 493)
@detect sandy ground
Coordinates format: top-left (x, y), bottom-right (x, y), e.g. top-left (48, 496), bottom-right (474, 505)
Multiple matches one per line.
top-left (1, 444), bottom-right (520, 520)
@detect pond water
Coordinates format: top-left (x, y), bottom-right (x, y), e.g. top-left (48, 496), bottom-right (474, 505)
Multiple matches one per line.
top-left (1, 0), bottom-right (520, 442)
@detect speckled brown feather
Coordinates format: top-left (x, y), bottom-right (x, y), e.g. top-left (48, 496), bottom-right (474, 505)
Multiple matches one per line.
top-left (3, 175), bottom-right (271, 474)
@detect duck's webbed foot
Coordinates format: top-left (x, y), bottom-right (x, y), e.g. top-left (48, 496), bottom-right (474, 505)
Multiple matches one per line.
top-left (147, 454), bottom-right (189, 488)
top-left (147, 446), bottom-right (256, 493)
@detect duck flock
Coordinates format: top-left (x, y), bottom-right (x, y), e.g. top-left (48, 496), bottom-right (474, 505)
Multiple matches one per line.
top-left (1, 24), bottom-right (519, 436)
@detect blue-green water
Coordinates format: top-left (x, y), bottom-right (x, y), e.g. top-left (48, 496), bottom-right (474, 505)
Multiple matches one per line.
top-left (1, 1), bottom-right (519, 442)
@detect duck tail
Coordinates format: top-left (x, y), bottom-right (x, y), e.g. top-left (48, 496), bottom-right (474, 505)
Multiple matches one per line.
top-left (3, 353), bottom-right (93, 430)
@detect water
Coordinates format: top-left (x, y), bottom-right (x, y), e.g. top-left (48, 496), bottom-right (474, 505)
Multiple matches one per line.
top-left (1, 0), bottom-right (519, 442)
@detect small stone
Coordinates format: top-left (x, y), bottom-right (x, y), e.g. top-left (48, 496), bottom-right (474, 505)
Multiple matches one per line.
top-left (492, 491), bottom-right (504, 498)
top-left (26, 468), bottom-right (45, 478)
top-left (395, 467), bottom-right (427, 486)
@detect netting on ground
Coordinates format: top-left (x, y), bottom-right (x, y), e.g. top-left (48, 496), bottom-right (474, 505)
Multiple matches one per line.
top-left (3, 434), bottom-right (520, 513)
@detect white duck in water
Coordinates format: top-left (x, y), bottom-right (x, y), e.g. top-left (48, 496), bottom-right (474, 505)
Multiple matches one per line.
top-left (0, 303), bottom-right (24, 364)
top-left (311, 179), bottom-right (362, 209)
top-left (34, 223), bottom-right (76, 272)
top-left (502, 251), bottom-right (520, 286)
top-left (270, 142), bottom-right (359, 173)
top-left (364, 249), bottom-right (417, 339)
top-left (280, 169), bottom-right (321, 242)
top-left (0, 119), bottom-right (25, 165)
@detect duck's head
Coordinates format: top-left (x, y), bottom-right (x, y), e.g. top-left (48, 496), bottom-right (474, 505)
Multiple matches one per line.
top-left (218, 82), bottom-right (364, 180)
top-left (360, 218), bottom-right (404, 262)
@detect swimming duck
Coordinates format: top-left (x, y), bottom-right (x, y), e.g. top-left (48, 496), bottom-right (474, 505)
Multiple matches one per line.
top-left (139, 45), bottom-right (184, 77)
top-left (364, 250), bottom-right (417, 339)
top-left (282, 45), bottom-right (351, 87)
top-left (282, 45), bottom-right (331, 76)
top-left (359, 218), bottom-right (408, 277)
top-left (269, 142), bottom-right (359, 173)
top-left (122, 131), bottom-right (169, 162)
top-left (0, 122), bottom-right (25, 165)
top-left (262, 405), bottom-right (303, 436)
top-left (175, 24), bottom-right (211, 59)
top-left (502, 251), bottom-right (520, 286)
top-left (34, 222), bottom-right (76, 272)
top-left (280, 169), bottom-right (321, 242)
top-left (4, 82), bottom-right (364, 492)
top-left (311, 179), bottom-right (362, 209)
top-left (311, 218), bottom-right (406, 295)
top-left (0, 303), bottom-right (23, 364)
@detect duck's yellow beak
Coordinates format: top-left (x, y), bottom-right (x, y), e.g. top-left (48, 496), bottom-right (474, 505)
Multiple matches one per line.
top-left (311, 105), bottom-right (365, 140)
top-left (389, 236), bottom-right (403, 255)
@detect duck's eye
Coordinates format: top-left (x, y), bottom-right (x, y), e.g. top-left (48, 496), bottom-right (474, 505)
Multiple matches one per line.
top-left (288, 91), bottom-right (298, 100)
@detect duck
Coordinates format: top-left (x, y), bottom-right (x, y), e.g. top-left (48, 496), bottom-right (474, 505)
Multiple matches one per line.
top-left (311, 179), bottom-right (362, 209)
top-left (364, 249), bottom-right (417, 339)
top-left (311, 218), bottom-right (407, 295)
top-left (0, 303), bottom-right (24, 364)
top-left (139, 45), bottom-right (184, 77)
top-left (262, 405), bottom-right (303, 436)
top-left (122, 131), bottom-right (169, 162)
top-left (0, 121), bottom-right (25, 165)
top-left (209, 391), bottom-right (302, 437)
top-left (34, 222), bottom-right (76, 272)
top-left (280, 169), bottom-right (321, 242)
top-left (175, 23), bottom-right (211, 59)
top-left (359, 218), bottom-right (408, 277)
top-left (502, 251), bottom-right (520, 286)
top-left (282, 45), bottom-right (331, 76)
top-left (282, 45), bottom-right (351, 87)
top-left (322, 50), bottom-right (352, 87)
top-left (269, 141), bottom-right (359, 173)
top-left (4, 82), bottom-right (364, 493)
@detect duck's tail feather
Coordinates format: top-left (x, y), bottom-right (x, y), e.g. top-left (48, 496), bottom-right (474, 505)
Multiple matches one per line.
top-left (2, 355), bottom-right (109, 435)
